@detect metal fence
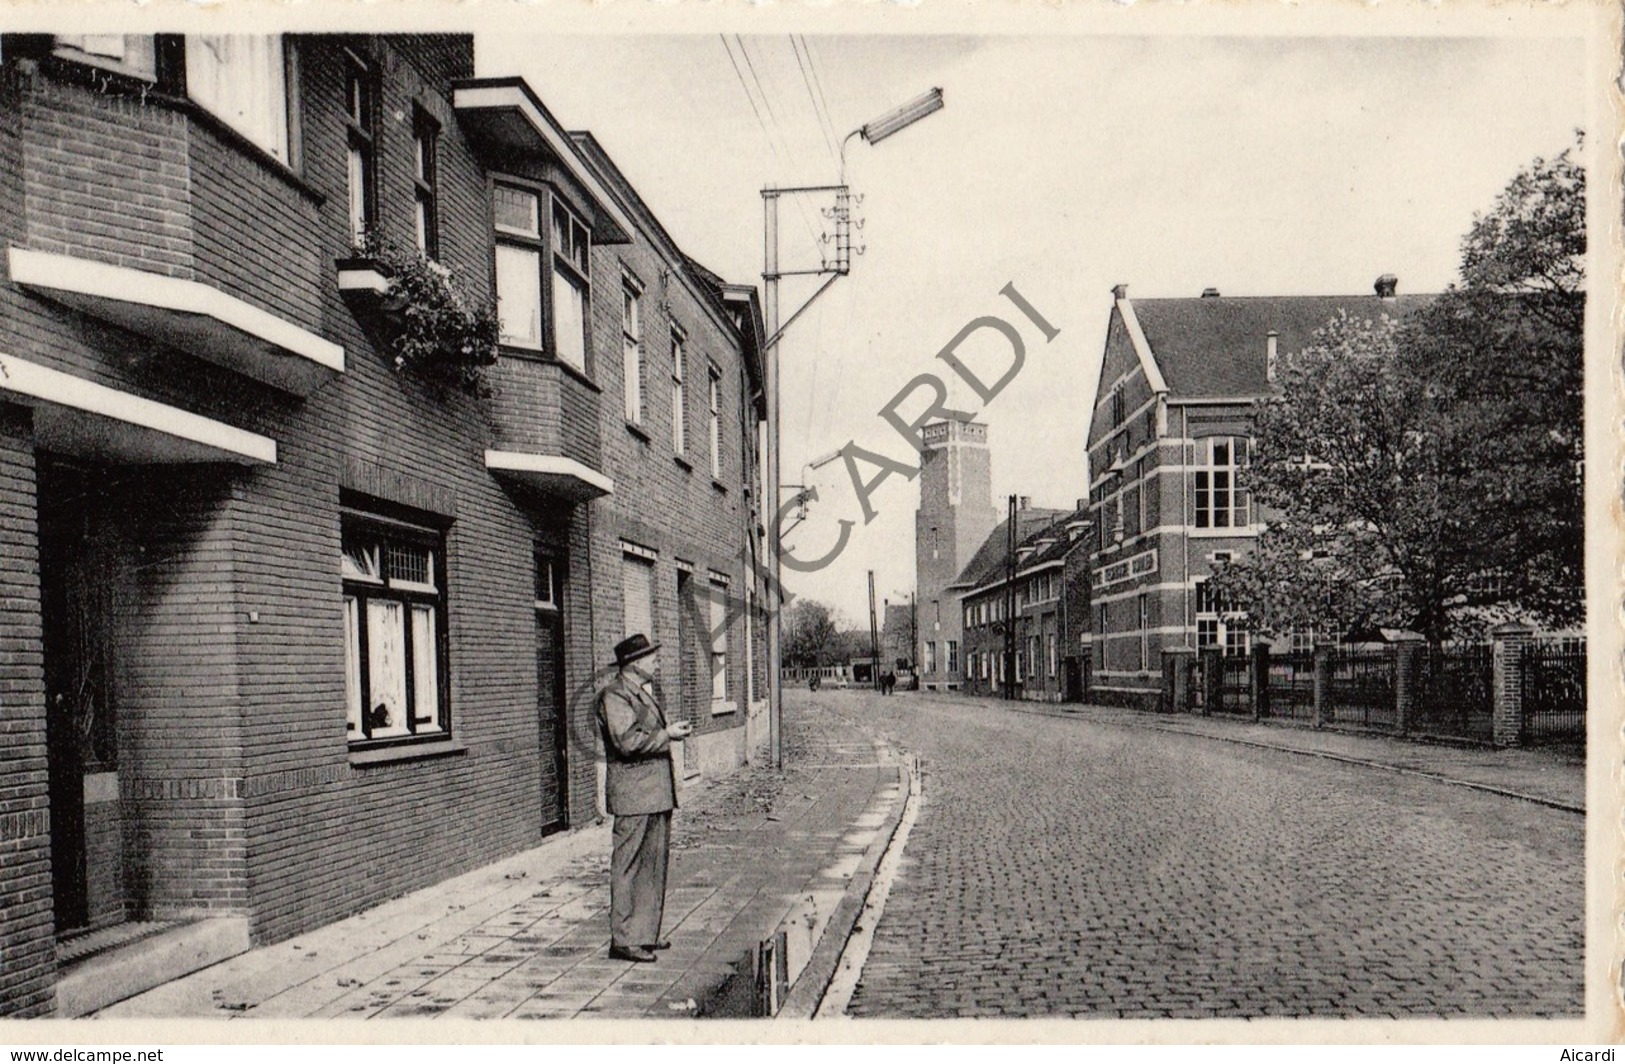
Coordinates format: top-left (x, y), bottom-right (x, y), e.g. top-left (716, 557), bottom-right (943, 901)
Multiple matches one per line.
top-left (1210, 652), bottom-right (1252, 716)
top-left (1522, 641), bottom-right (1586, 746)
top-left (1326, 649), bottom-right (1395, 730)
top-left (1412, 643), bottom-right (1494, 742)
top-left (1265, 651), bottom-right (1316, 722)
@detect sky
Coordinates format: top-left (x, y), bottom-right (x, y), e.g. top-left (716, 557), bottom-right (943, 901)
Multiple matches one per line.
top-left (476, 31), bottom-right (1587, 626)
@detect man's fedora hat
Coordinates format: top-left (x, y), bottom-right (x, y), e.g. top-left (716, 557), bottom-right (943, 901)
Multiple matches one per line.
top-left (612, 633), bottom-right (661, 668)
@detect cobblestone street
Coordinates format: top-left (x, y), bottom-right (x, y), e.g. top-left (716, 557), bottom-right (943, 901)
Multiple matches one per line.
top-left (819, 689), bottom-right (1584, 1019)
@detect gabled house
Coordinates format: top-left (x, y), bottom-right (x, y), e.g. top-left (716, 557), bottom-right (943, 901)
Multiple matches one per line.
top-left (1084, 279), bottom-right (1432, 708)
top-left (956, 505), bottom-right (1091, 702)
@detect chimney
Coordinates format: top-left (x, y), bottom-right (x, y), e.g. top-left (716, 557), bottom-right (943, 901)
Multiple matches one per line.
top-left (1374, 273), bottom-right (1398, 299)
top-left (1111, 283), bottom-right (1128, 300)
top-left (1266, 330), bottom-right (1279, 382)
top-left (1018, 495), bottom-right (1030, 510)
top-left (1200, 287), bottom-right (1221, 299)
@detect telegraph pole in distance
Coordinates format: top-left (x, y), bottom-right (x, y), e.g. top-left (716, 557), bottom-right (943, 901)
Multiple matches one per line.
top-left (868, 570), bottom-right (882, 691)
top-left (1004, 494), bottom-right (1017, 700)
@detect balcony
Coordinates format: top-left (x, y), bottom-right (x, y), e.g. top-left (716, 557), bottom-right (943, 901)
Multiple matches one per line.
top-left (9, 247), bottom-right (343, 397)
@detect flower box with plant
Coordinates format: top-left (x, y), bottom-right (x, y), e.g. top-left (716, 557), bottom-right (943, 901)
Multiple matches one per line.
top-left (337, 235), bottom-right (499, 396)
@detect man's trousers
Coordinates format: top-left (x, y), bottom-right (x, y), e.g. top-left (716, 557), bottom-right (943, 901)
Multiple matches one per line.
top-left (610, 810), bottom-right (670, 948)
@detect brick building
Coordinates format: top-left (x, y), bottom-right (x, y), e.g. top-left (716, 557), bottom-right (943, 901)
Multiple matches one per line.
top-left (0, 33), bottom-right (764, 1016)
top-left (1084, 280), bottom-right (1430, 708)
top-left (954, 504), bottom-right (1090, 702)
top-left (913, 419), bottom-right (997, 690)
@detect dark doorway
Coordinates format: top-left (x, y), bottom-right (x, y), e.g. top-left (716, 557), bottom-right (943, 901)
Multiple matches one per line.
top-left (534, 552), bottom-right (568, 834)
top-left (38, 459), bottom-right (124, 935)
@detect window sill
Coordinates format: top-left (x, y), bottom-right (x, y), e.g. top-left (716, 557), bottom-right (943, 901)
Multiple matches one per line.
top-left (349, 739), bottom-right (467, 766)
top-left (1188, 527), bottom-right (1258, 539)
top-left (673, 454), bottom-right (694, 473)
top-left (710, 699), bottom-right (738, 717)
top-left (711, 478), bottom-right (728, 494)
top-left (625, 420), bottom-right (651, 443)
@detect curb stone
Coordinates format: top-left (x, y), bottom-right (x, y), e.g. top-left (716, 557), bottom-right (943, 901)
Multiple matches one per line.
top-left (777, 738), bottom-right (914, 1018)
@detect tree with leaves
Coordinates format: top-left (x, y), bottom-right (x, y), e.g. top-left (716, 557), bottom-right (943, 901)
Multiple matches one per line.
top-left (1211, 135), bottom-right (1584, 643)
top-left (782, 598), bottom-right (839, 668)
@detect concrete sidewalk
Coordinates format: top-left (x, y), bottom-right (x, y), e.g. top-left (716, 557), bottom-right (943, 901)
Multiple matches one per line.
top-left (950, 695), bottom-right (1585, 813)
top-left (98, 699), bottom-right (905, 1020)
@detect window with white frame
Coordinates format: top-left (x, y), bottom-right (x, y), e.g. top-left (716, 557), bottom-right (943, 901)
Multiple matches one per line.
top-left (708, 367), bottom-right (723, 479)
top-left (1195, 579), bottom-right (1248, 657)
top-left (946, 640), bottom-right (959, 675)
top-left (923, 641), bottom-right (936, 674)
top-left (495, 186), bottom-right (543, 350)
top-left (412, 106), bottom-right (439, 259)
top-left (1194, 436), bottom-right (1250, 530)
top-left (494, 187), bottom-right (591, 374)
top-left (708, 575), bottom-right (729, 702)
top-left (1048, 633), bottom-right (1058, 678)
top-left (671, 328), bottom-right (688, 456)
top-left (550, 199), bottom-right (590, 373)
top-left (622, 278), bottom-right (643, 424)
top-left (187, 36), bottom-right (289, 163)
top-left (342, 512), bottom-right (448, 746)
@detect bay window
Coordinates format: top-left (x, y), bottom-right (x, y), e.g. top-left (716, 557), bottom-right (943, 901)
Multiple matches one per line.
top-left (343, 513), bottom-right (449, 746)
top-left (494, 185), bottom-right (591, 374)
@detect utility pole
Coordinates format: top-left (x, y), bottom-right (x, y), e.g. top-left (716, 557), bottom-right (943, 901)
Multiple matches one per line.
top-left (1004, 493), bottom-right (1017, 700)
top-left (868, 571), bottom-right (882, 691)
top-left (764, 190), bottom-right (783, 769)
top-left (760, 88), bottom-right (946, 769)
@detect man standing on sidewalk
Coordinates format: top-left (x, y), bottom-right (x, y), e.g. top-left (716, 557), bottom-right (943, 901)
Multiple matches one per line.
top-left (596, 634), bottom-right (692, 964)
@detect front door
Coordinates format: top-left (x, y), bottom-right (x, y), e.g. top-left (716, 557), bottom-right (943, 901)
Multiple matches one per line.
top-left (38, 459), bottom-right (124, 934)
top-left (534, 553), bottom-right (567, 833)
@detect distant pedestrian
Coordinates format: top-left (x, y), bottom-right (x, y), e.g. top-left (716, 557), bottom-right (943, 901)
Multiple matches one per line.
top-left (881, 671), bottom-right (896, 696)
top-left (595, 633), bottom-right (692, 964)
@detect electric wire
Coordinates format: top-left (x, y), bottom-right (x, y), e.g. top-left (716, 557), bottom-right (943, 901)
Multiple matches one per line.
top-left (791, 34), bottom-right (841, 171)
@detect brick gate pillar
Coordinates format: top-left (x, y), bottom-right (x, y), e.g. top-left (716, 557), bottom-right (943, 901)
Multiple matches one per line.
top-left (1162, 647), bottom-right (1195, 714)
top-left (1312, 641), bottom-right (1334, 729)
top-left (1491, 622), bottom-right (1535, 747)
top-left (1390, 631), bottom-right (1425, 737)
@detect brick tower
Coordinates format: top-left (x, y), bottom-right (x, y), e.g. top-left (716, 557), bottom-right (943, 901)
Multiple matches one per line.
top-left (915, 420), bottom-right (998, 690)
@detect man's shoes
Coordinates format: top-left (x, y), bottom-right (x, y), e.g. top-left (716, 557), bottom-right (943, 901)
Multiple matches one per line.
top-left (609, 944), bottom-right (657, 963)
top-left (644, 940), bottom-right (672, 951)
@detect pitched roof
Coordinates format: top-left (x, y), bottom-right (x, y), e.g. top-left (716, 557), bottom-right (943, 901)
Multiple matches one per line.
top-left (1129, 293), bottom-right (1434, 399)
top-left (949, 507), bottom-right (1070, 591)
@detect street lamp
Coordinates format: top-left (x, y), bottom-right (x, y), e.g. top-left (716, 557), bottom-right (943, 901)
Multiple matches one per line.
top-left (763, 86), bottom-right (946, 769)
